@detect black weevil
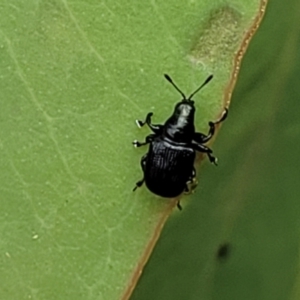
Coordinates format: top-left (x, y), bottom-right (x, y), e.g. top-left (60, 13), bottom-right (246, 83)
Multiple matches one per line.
top-left (133, 74), bottom-right (227, 209)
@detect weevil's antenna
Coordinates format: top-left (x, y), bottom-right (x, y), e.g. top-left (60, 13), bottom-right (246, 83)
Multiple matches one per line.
top-left (187, 75), bottom-right (213, 100)
top-left (164, 74), bottom-right (186, 99)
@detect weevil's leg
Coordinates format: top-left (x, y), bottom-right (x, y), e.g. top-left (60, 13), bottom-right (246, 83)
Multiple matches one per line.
top-left (193, 108), bottom-right (228, 144)
top-left (177, 201), bottom-right (182, 211)
top-left (136, 112), bottom-right (163, 134)
top-left (133, 178), bottom-right (144, 191)
top-left (191, 142), bottom-right (218, 166)
top-left (187, 167), bottom-right (196, 184)
top-left (193, 132), bottom-right (207, 144)
top-left (132, 134), bottom-right (155, 148)
top-left (184, 168), bottom-right (198, 195)
top-left (177, 168), bottom-right (197, 210)
top-left (191, 168), bottom-right (197, 183)
top-left (133, 155), bottom-right (147, 191)
top-left (135, 112), bottom-right (153, 128)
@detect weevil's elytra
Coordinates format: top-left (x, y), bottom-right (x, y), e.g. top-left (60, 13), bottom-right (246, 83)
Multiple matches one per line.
top-left (133, 74), bottom-right (228, 209)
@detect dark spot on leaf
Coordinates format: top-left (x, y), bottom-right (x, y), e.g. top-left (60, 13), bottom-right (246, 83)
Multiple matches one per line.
top-left (216, 242), bottom-right (231, 261)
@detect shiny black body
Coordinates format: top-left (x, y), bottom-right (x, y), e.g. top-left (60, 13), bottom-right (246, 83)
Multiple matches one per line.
top-left (145, 138), bottom-right (195, 198)
top-left (133, 74), bottom-right (227, 207)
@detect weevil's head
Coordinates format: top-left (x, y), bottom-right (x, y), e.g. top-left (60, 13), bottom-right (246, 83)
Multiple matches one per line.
top-left (173, 99), bottom-right (195, 122)
top-left (164, 100), bottom-right (195, 142)
top-left (163, 74), bottom-right (213, 142)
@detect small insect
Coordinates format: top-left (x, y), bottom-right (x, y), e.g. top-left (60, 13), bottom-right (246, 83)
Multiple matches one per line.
top-left (133, 74), bottom-right (228, 209)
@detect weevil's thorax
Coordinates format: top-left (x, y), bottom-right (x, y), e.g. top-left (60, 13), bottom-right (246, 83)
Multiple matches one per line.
top-left (163, 100), bottom-right (195, 143)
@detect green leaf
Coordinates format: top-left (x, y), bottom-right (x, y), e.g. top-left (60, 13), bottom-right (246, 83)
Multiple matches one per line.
top-left (0, 1), bottom-right (266, 299)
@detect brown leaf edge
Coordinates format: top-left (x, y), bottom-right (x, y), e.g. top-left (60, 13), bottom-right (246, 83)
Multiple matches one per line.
top-left (121, 1), bottom-right (268, 299)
